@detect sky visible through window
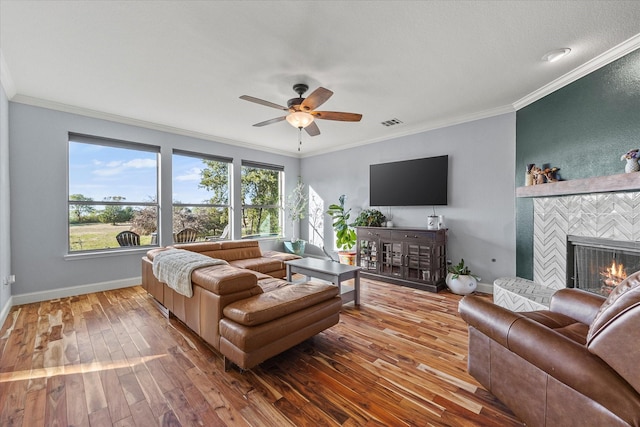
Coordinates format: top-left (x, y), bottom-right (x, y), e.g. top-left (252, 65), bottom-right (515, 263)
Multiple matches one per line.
top-left (172, 154), bottom-right (217, 204)
top-left (69, 142), bottom-right (157, 202)
top-left (69, 143), bottom-right (213, 204)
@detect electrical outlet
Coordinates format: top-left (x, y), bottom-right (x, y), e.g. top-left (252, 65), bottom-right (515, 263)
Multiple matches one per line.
top-left (8, 275), bottom-right (15, 284)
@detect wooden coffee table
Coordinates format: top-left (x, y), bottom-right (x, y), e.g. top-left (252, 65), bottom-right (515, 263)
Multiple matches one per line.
top-left (285, 258), bottom-right (361, 305)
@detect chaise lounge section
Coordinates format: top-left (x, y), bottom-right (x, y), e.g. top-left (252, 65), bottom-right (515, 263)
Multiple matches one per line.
top-left (141, 240), bottom-right (343, 370)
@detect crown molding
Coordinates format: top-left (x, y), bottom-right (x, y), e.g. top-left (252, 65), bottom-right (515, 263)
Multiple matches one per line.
top-left (299, 104), bottom-right (516, 158)
top-left (513, 33), bottom-right (640, 111)
top-left (10, 94), bottom-right (300, 158)
top-left (0, 49), bottom-right (17, 98)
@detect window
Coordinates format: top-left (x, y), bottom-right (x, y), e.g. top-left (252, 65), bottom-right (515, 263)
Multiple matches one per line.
top-left (172, 151), bottom-right (232, 242)
top-left (241, 160), bottom-right (283, 238)
top-left (68, 134), bottom-right (159, 252)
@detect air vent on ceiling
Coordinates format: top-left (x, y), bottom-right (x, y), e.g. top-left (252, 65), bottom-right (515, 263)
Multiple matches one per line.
top-left (381, 118), bottom-right (403, 127)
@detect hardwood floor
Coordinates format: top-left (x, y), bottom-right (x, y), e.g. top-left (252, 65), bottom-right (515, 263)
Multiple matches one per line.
top-left (0, 278), bottom-right (523, 426)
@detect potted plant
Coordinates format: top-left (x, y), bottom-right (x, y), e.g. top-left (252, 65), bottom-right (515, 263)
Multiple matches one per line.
top-left (284, 180), bottom-right (308, 256)
top-left (327, 194), bottom-right (357, 265)
top-left (352, 208), bottom-right (386, 227)
top-left (446, 259), bottom-right (480, 295)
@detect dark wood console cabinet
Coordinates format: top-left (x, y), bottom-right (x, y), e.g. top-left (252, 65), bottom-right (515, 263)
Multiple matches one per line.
top-left (356, 227), bottom-right (447, 293)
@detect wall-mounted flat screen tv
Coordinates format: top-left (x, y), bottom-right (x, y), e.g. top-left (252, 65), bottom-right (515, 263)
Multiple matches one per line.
top-left (370, 155), bottom-right (448, 206)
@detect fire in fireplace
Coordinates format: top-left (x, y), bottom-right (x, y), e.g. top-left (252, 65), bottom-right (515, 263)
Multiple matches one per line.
top-left (567, 236), bottom-right (640, 296)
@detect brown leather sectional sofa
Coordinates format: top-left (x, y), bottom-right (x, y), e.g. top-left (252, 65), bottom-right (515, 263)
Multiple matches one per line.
top-left (141, 240), bottom-right (343, 370)
top-left (459, 271), bottom-right (640, 427)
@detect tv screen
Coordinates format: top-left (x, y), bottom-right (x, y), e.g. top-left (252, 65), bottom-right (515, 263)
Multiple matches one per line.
top-left (369, 155), bottom-right (448, 206)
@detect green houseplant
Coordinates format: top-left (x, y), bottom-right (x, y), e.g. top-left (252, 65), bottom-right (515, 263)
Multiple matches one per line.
top-left (352, 208), bottom-right (386, 227)
top-left (326, 194), bottom-right (357, 264)
top-left (446, 259), bottom-right (480, 295)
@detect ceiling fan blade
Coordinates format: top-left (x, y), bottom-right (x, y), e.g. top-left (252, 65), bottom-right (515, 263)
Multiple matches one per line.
top-left (311, 111), bottom-right (363, 122)
top-left (304, 121), bottom-right (321, 137)
top-left (240, 95), bottom-right (288, 111)
top-left (300, 87), bottom-right (333, 111)
top-left (253, 116), bottom-right (287, 127)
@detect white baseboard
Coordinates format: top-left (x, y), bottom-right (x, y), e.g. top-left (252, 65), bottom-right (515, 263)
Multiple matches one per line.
top-left (476, 282), bottom-right (493, 295)
top-left (11, 277), bottom-right (141, 306)
top-left (0, 295), bottom-right (14, 331)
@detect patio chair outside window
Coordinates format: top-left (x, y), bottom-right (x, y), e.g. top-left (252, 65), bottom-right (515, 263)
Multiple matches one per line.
top-left (116, 231), bottom-right (140, 246)
top-left (205, 224), bottom-right (230, 241)
top-left (174, 227), bottom-right (198, 243)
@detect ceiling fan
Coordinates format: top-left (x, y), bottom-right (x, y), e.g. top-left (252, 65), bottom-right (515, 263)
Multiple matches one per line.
top-left (239, 83), bottom-right (363, 137)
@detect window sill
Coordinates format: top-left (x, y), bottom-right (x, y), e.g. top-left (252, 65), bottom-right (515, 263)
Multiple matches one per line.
top-left (65, 246), bottom-right (156, 261)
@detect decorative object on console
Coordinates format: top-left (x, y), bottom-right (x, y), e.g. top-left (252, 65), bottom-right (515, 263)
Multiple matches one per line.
top-left (542, 166), bottom-right (560, 182)
top-left (525, 163), bottom-right (535, 186)
top-left (352, 208), bottom-right (386, 227)
top-left (327, 194), bottom-right (357, 265)
top-left (446, 259), bottom-right (479, 295)
top-left (621, 148), bottom-right (640, 173)
top-left (426, 215), bottom-right (439, 230)
top-left (530, 164), bottom-right (560, 184)
top-left (284, 180), bottom-right (308, 255)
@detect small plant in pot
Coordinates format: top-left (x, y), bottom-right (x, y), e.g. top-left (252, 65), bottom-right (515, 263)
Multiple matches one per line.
top-left (284, 180), bottom-right (308, 256)
top-left (352, 208), bottom-right (386, 227)
top-left (327, 194), bottom-right (357, 265)
top-left (446, 259), bottom-right (480, 295)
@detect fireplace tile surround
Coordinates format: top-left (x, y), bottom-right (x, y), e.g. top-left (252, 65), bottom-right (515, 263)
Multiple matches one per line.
top-left (496, 187), bottom-right (640, 312)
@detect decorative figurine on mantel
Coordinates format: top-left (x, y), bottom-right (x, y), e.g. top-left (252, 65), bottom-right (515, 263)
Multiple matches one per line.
top-left (530, 164), bottom-right (560, 185)
top-left (525, 163), bottom-right (535, 186)
top-left (621, 149), bottom-right (640, 173)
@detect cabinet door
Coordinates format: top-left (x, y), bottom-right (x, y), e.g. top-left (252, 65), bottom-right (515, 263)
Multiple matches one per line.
top-left (404, 241), bottom-right (434, 282)
top-left (357, 236), bottom-right (379, 273)
top-left (380, 240), bottom-right (403, 277)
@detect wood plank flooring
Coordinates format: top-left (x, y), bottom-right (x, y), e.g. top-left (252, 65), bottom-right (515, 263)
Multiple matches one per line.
top-left (0, 278), bottom-right (523, 426)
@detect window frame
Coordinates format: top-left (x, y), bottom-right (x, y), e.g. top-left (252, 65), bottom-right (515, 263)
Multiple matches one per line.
top-left (67, 133), bottom-right (160, 254)
top-left (171, 150), bottom-right (233, 242)
top-left (240, 160), bottom-right (284, 239)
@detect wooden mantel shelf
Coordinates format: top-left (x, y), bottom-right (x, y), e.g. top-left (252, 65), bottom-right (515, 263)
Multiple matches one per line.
top-left (516, 172), bottom-right (640, 198)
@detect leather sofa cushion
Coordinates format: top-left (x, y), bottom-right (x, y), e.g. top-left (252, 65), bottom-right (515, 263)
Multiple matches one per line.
top-left (190, 264), bottom-right (259, 295)
top-left (229, 257), bottom-right (283, 274)
top-left (587, 270), bottom-right (640, 343)
top-left (262, 250), bottom-right (301, 262)
top-left (220, 297), bottom-right (341, 354)
top-left (223, 282), bottom-right (339, 326)
top-left (520, 311), bottom-right (589, 345)
top-left (257, 277), bottom-right (291, 293)
top-left (173, 240), bottom-right (263, 261)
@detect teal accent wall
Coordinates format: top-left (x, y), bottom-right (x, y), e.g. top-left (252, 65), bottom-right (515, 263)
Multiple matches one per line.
top-left (516, 48), bottom-right (640, 279)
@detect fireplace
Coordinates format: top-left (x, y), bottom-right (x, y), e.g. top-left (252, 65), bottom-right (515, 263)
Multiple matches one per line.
top-left (567, 236), bottom-right (640, 296)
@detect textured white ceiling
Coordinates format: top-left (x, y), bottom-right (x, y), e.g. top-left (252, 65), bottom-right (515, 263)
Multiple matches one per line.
top-left (1, 1), bottom-right (640, 157)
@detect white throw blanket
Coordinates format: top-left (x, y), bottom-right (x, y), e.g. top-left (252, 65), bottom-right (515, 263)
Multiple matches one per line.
top-left (152, 248), bottom-right (228, 297)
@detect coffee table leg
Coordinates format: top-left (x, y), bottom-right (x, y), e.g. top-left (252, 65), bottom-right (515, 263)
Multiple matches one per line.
top-left (286, 265), bottom-right (292, 282)
top-left (354, 271), bottom-right (360, 305)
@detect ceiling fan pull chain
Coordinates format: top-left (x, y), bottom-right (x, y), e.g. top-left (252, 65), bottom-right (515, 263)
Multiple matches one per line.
top-left (298, 127), bottom-right (302, 151)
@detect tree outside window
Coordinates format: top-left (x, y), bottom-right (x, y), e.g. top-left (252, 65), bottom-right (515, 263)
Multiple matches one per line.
top-left (173, 152), bottom-right (231, 241)
top-left (240, 161), bottom-right (283, 238)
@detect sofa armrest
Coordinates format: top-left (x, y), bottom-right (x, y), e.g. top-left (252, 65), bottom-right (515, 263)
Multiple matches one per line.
top-left (549, 288), bottom-right (605, 325)
top-left (507, 315), bottom-right (640, 422)
top-left (458, 296), bottom-right (523, 347)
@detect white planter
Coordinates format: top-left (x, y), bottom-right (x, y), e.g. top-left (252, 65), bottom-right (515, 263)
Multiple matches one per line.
top-left (446, 273), bottom-right (478, 295)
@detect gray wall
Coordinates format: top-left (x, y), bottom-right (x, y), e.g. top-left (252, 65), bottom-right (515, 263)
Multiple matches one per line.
top-left (0, 82), bottom-right (10, 317)
top-left (9, 103), bottom-right (300, 298)
top-left (301, 113), bottom-right (517, 285)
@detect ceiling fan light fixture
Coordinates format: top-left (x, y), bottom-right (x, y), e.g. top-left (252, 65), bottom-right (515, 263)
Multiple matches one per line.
top-left (286, 111), bottom-right (314, 128)
top-left (542, 48), bottom-right (571, 63)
